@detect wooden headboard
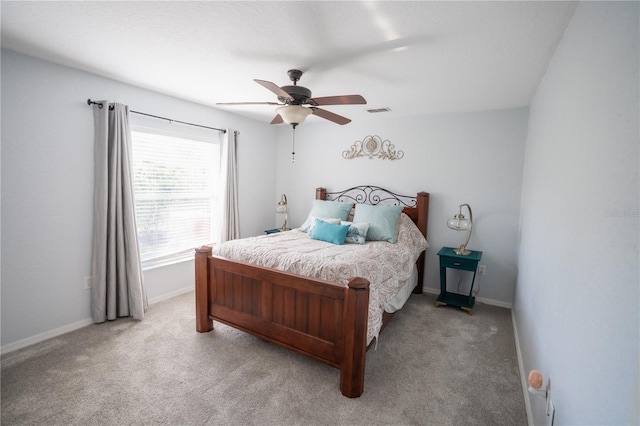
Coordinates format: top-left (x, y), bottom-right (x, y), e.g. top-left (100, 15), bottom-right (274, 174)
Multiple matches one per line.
top-left (315, 185), bottom-right (430, 293)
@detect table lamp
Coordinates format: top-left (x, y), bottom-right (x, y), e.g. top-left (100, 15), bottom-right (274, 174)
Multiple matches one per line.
top-left (447, 203), bottom-right (473, 255)
top-left (277, 194), bottom-right (288, 231)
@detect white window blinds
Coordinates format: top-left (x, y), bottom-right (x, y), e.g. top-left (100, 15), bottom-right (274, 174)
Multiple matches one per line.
top-left (131, 129), bottom-right (220, 267)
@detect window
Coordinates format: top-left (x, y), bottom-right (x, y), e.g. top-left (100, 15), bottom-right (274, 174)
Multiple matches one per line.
top-left (131, 128), bottom-right (220, 269)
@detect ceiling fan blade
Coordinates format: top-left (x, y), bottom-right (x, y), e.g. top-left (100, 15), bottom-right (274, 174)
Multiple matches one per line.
top-left (270, 114), bottom-right (284, 125)
top-left (307, 95), bottom-right (366, 106)
top-left (254, 79), bottom-right (294, 102)
top-left (216, 101), bottom-right (282, 105)
top-left (311, 107), bottom-right (351, 125)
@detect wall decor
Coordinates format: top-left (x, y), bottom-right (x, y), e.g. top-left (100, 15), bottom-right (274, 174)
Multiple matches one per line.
top-left (342, 135), bottom-right (404, 160)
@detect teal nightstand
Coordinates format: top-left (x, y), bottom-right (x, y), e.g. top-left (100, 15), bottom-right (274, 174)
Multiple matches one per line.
top-left (264, 228), bottom-right (289, 234)
top-left (435, 247), bottom-right (483, 315)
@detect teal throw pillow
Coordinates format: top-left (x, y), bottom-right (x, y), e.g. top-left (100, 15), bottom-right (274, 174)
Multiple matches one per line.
top-left (308, 217), bottom-right (341, 234)
top-left (310, 219), bottom-right (351, 245)
top-left (352, 204), bottom-right (403, 243)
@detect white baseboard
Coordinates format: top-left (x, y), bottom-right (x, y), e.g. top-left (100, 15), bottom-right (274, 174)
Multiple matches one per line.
top-left (1, 317), bottom-right (94, 355)
top-left (1, 286), bottom-right (194, 356)
top-left (512, 308), bottom-right (534, 426)
top-left (422, 286), bottom-right (513, 309)
top-left (147, 286), bottom-right (193, 305)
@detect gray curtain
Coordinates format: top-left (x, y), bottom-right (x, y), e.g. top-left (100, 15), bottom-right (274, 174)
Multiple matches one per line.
top-left (91, 101), bottom-right (147, 323)
top-left (218, 129), bottom-right (240, 243)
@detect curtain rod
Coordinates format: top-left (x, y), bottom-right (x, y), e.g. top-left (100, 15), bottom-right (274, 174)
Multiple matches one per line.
top-left (87, 99), bottom-right (226, 133)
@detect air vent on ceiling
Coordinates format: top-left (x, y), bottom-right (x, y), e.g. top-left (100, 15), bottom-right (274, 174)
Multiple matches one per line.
top-left (367, 107), bottom-right (392, 113)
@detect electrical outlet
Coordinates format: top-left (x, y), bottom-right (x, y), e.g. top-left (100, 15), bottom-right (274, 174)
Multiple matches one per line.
top-left (478, 265), bottom-right (486, 275)
top-left (84, 276), bottom-right (92, 289)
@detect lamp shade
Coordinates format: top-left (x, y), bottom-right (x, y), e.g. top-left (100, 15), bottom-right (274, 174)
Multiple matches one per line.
top-left (276, 194), bottom-right (287, 213)
top-left (447, 216), bottom-right (471, 231)
top-left (277, 105), bottom-right (312, 125)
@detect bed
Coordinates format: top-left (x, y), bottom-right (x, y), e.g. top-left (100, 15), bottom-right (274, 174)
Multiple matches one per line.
top-left (195, 185), bottom-right (430, 397)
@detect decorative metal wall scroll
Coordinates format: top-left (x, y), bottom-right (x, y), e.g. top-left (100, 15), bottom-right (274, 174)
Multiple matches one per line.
top-left (342, 135), bottom-right (404, 160)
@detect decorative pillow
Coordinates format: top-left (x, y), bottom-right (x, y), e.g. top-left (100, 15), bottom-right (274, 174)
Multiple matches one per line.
top-left (299, 200), bottom-right (354, 232)
top-left (352, 204), bottom-right (404, 243)
top-left (309, 220), bottom-right (351, 245)
top-left (307, 217), bottom-right (341, 234)
top-left (340, 221), bottom-right (370, 245)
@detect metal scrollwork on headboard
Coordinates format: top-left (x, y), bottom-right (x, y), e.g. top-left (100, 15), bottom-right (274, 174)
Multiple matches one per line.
top-left (324, 185), bottom-right (417, 207)
top-left (342, 135), bottom-right (404, 160)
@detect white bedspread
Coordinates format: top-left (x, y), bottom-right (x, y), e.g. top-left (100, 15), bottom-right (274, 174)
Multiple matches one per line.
top-left (212, 213), bottom-right (428, 343)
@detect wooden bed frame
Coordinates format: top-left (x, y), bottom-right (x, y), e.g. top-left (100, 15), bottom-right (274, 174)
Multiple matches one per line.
top-left (195, 185), bottom-right (429, 397)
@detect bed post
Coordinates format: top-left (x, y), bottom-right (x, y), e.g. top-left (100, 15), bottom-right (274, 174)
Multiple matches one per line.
top-left (316, 187), bottom-right (327, 200)
top-left (195, 246), bottom-right (213, 332)
top-left (414, 191), bottom-right (430, 294)
top-left (340, 277), bottom-right (369, 398)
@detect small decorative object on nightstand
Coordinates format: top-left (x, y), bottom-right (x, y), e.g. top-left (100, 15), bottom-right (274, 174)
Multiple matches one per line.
top-left (435, 246), bottom-right (483, 315)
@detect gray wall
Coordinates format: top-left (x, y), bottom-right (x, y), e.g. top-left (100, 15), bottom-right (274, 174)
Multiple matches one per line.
top-left (515, 2), bottom-right (639, 424)
top-left (1, 49), bottom-right (278, 349)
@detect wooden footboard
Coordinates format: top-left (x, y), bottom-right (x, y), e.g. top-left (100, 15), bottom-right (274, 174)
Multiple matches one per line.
top-left (195, 246), bottom-right (370, 398)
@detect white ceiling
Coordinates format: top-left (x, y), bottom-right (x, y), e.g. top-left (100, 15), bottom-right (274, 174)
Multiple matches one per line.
top-left (1, 1), bottom-right (577, 125)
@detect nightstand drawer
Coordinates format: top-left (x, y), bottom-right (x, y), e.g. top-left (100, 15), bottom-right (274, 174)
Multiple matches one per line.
top-left (439, 256), bottom-right (478, 271)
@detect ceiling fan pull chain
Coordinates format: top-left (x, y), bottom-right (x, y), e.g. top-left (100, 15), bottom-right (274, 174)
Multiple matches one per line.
top-left (291, 124), bottom-right (296, 163)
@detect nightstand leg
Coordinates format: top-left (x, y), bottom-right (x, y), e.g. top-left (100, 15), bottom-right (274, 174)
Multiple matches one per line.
top-left (461, 306), bottom-right (473, 316)
top-left (435, 301), bottom-right (447, 308)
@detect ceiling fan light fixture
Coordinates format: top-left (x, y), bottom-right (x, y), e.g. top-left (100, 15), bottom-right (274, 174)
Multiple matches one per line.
top-left (276, 105), bottom-right (312, 125)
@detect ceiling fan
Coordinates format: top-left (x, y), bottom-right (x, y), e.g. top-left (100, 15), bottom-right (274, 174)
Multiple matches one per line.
top-left (217, 69), bottom-right (366, 126)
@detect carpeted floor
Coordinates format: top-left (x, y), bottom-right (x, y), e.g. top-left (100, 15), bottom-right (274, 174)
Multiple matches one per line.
top-left (1, 291), bottom-right (527, 425)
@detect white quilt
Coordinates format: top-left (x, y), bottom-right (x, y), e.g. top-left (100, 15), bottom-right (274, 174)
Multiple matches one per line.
top-left (212, 213), bottom-right (429, 343)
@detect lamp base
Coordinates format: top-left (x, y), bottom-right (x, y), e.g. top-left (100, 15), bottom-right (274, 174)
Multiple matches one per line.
top-left (454, 246), bottom-right (471, 255)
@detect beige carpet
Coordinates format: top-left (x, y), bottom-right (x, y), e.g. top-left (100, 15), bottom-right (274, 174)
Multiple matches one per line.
top-left (1, 291), bottom-right (527, 425)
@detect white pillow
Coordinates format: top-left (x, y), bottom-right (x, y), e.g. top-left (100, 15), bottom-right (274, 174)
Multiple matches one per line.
top-left (299, 200), bottom-right (354, 232)
top-left (306, 217), bottom-right (341, 234)
top-left (340, 221), bottom-right (370, 245)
